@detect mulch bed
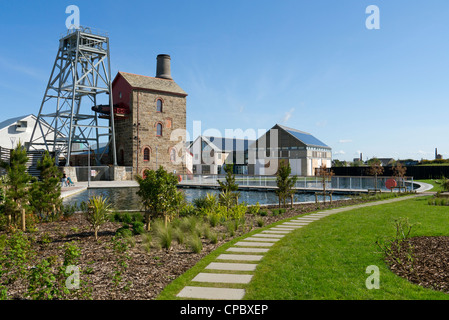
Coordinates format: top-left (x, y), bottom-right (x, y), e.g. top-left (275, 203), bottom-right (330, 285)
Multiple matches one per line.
top-left (2, 196), bottom-right (390, 300)
top-left (388, 236), bottom-right (449, 294)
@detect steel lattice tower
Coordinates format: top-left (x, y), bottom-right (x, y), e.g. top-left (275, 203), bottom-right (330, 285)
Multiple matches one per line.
top-left (28, 27), bottom-right (117, 166)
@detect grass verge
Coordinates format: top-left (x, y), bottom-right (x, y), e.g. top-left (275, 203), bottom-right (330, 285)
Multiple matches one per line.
top-left (244, 196), bottom-right (449, 299)
top-left (416, 179), bottom-right (445, 192)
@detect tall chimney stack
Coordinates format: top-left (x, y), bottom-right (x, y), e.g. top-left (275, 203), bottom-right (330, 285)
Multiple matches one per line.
top-left (156, 54), bottom-right (172, 80)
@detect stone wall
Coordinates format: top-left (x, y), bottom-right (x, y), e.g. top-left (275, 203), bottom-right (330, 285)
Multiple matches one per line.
top-left (131, 90), bottom-right (187, 177)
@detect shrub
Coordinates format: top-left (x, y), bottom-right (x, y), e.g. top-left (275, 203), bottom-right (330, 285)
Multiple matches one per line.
top-left (229, 203), bottom-right (247, 220)
top-left (135, 166), bottom-right (183, 231)
top-left (375, 217), bottom-right (419, 276)
top-left (247, 202), bottom-right (260, 215)
top-left (116, 225), bottom-right (133, 238)
top-left (29, 151), bottom-right (62, 222)
top-left (61, 203), bottom-right (77, 220)
top-left (259, 210), bottom-right (268, 216)
top-left (81, 195), bottom-right (111, 241)
top-left (256, 217), bottom-right (264, 227)
top-left (131, 221), bottom-right (145, 235)
top-left (179, 203), bottom-right (196, 217)
top-left (121, 212), bottom-right (133, 224)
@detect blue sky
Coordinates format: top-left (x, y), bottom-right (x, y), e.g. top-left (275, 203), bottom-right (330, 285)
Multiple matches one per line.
top-left (0, 0), bottom-right (448, 161)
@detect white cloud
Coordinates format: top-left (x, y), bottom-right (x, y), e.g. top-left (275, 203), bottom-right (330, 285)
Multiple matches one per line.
top-left (334, 150), bottom-right (346, 155)
top-left (339, 139), bottom-right (352, 143)
top-left (281, 108), bottom-right (295, 123)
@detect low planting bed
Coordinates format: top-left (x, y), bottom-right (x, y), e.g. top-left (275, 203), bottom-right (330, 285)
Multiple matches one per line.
top-left (0, 193), bottom-right (413, 300)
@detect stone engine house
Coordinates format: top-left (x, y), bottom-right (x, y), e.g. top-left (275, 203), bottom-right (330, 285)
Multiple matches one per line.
top-left (111, 54), bottom-right (188, 177)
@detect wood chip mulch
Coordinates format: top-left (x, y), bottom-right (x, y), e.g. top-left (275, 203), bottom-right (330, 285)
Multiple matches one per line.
top-left (388, 236), bottom-right (449, 293)
top-left (1, 197), bottom-right (390, 300)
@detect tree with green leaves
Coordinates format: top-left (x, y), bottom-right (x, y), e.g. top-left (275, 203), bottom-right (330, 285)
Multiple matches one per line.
top-left (275, 161), bottom-right (298, 208)
top-left (135, 166), bottom-right (183, 230)
top-left (217, 163), bottom-right (240, 208)
top-left (0, 141), bottom-right (32, 231)
top-left (29, 151), bottom-right (62, 221)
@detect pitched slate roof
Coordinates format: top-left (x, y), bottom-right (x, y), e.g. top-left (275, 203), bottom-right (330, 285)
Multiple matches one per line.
top-left (204, 136), bottom-right (255, 152)
top-left (117, 71), bottom-right (187, 96)
top-left (276, 124), bottom-right (330, 149)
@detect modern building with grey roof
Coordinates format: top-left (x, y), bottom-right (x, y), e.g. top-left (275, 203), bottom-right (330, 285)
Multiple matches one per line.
top-left (248, 124), bottom-right (332, 176)
top-left (189, 135), bottom-right (256, 175)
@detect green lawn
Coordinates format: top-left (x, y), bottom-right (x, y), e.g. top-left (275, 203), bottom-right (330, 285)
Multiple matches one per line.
top-left (244, 196), bottom-right (449, 299)
top-left (158, 196), bottom-right (449, 300)
top-left (416, 179), bottom-right (445, 192)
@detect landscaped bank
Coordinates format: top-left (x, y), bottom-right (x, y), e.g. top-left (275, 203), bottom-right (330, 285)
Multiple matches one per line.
top-left (243, 196), bottom-right (449, 299)
top-left (158, 193), bottom-right (449, 300)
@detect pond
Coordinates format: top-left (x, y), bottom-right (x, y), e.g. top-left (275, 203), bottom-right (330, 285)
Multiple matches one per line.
top-left (63, 187), bottom-right (349, 211)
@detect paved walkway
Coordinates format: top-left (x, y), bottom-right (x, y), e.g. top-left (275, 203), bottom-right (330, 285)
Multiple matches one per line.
top-left (175, 193), bottom-right (427, 300)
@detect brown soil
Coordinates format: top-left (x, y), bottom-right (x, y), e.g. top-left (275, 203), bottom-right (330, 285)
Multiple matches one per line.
top-left (1, 197), bottom-right (387, 300)
top-left (388, 236), bottom-right (449, 293)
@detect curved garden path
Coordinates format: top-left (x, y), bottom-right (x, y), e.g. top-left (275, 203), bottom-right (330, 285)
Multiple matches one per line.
top-left (176, 193), bottom-right (428, 300)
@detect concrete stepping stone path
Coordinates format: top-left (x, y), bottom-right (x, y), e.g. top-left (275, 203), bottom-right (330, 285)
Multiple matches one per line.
top-left (175, 212), bottom-right (327, 300)
top-left (176, 196), bottom-right (423, 300)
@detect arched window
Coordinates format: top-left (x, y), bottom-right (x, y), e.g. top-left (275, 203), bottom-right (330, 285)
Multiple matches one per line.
top-left (143, 147), bottom-right (150, 161)
top-left (156, 123), bottom-right (163, 136)
top-left (170, 148), bottom-right (176, 163)
top-left (156, 99), bottom-right (163, 112)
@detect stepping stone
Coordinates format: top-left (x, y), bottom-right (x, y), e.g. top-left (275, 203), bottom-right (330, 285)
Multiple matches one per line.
top-left (284, 222), bottom-right (309, 225)
top-left (217, 254), bottom-right (263, 261)
top-left (192, 273), bottom-right (253, 284)
top-left (227, 247), bottom-right (269, 253)
top-left (250, 233), bottom-right (284, 238)
top-left (263, 229), bottom-right (290, 234)
top-left (235, 241), bottom-right (274, 247)
top-left (206, 262), bottom-right (257, 271)
top-left (244, 237), bottom-right (279, 242)
top-left (270, 227), bottom-right (295, 231)
top-left (290, 221), bottom-right (315, 224)
top-left (294, 218), bottom-right (321, 221)
top-left (278, 224), bottom-right (303, 229)
top-left (177, 286), bottom-right (245, 300)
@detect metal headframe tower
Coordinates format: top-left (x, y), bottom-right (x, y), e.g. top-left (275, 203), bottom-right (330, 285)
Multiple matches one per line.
top-left (28, 26), bottom-right (117, 166)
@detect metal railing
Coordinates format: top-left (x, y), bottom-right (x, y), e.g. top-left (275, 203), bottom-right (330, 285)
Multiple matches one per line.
top-left (178, 174), bottom-right (415, 192)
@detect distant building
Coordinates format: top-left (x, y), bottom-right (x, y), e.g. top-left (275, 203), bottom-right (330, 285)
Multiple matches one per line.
top-left (190, 136), bottom-right (255, 175)
top-left (248, 124), bottom-right (332, 176)
top-left (0, 114), bottom-right (65, 151)
top-left (436, 148), bottom-right (443, 160)
top-left (378, 158), bottom-right (395, 167)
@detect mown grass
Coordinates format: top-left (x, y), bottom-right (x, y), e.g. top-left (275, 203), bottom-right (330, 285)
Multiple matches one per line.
top-left (244, 196), bottom-right (449, 300)
top-left (416, 179), bottom-right (445, 192)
